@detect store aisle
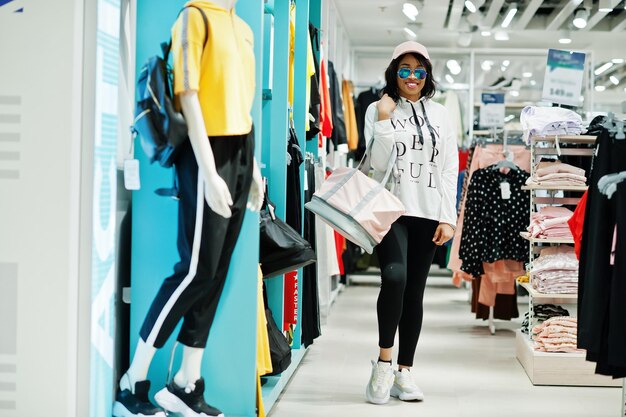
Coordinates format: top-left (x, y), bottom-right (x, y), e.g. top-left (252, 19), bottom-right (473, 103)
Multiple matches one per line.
top-left (270, 279), bottom-right (620, 417)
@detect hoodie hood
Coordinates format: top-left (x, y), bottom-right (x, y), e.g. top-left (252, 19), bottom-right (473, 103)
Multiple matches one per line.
top-left (185, 1), bottom-right (234, 13)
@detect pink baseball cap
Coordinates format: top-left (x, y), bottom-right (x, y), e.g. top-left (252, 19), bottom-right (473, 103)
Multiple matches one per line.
top-left (392, 41), bottom-right (430, 61)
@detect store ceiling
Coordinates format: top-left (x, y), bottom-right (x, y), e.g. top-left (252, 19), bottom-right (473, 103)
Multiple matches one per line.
top-left (336, 0), bottom-right (626, 93)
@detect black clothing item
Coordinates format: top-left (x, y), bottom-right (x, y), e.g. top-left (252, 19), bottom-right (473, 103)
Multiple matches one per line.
top-left (302, 158), bottom-right (321, 347)
top-left (160, 378), bottom-right (223, 417)
top-left (355, 88), bottom-right (380, 160)
top-left (139, 133), bottom-right (254, 349)
top-left (376, 216), bottom-right (439, 367)
top-left (459, 166), bottom-right (529, 277)
top-left (327, 61), bottom-right (347, 151)
top-left (113, 380), bottom-right (164, 417)
top-left (286, 128), bottom-right (304, 232)
top-left (307, 23), bottom-right (321, 141)
top-left (577, 127), bottom-right (626, 378)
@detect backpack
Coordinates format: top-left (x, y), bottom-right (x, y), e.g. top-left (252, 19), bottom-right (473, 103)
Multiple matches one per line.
top-left (132, 6), bottom-right (208, 169)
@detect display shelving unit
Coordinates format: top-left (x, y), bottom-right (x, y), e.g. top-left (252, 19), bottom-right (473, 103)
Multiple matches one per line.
top-left (516, 134), bottom-right (621, 388)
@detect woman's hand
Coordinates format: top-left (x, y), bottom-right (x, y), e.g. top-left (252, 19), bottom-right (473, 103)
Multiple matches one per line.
top-left (376, 94), bottom-right (396, 120)
top-left (433, 223), bottom-right (454, 246)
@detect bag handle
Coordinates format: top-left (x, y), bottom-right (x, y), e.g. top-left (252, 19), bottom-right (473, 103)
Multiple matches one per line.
top-left (357, 133), bottom-right (398, 187)
top-left (163, 5), bottom-right (210, 61)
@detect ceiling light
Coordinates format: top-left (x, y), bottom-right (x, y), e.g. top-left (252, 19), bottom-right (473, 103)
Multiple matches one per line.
top-left (610, 75), bottom-right (620, 85)
top-left (501, 3), bottom-right (518, 28)
top-left (510, 90), bottom-right (520, 97)
top-left (612, 58), bottom-right (625, 64)
top-left (494, 31), bottom-right (509, 41)
top-left (403, 3), bottom-right (419, 21)
top-left (403, 27), bottom-right (417, 39)
top-left (481, 30), bottom-right (492, 37)
top-left (530, 80), bottom-right (537, 86)
top-left (573, 8), bottom-right (589, 29)
top-left (594, 62), bottom-right (614, 75)
top-left (559, 36), bottom-right (572, 44)
top-left (445, 74), bottom-right (455, 84)
top-left (447, 59), bottom-right (462, 75)
top-left (465, 1), bottom-right (477, 13)
top-left (599, 0), bottom-right (613, 12)
top-left (595, 85), bottom-right (606, 92)
top-left (481, 60), bottom-right (494, 71)
top-left (502, 60), bottom-right (510, 67)
top-left (523, 72), bottom-right (533, 78)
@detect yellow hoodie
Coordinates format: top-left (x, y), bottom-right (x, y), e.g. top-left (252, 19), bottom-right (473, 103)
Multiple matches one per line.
top-left (172, 1), bottom-right (255, 137)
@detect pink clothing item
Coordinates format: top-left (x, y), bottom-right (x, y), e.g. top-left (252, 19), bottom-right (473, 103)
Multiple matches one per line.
top-left (535, 161), bottom-right (586, 178)
top-left (477, 261), bottom-right (524, 307)
top-left (532, 316), bottom-right (584, 353)
top-left (448, 145), bottom-right (531, 276)
top-left (534, 172), bottom-right (587, 183)
top-left (528, 207), bottom-right (574, 239)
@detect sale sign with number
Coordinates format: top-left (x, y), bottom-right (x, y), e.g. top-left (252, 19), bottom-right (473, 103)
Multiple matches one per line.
top-left (542, 49), bottom-right (586, 107)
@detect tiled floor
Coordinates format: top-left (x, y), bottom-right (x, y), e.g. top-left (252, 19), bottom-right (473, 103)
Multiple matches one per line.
top-left (269, 278), bottom-right (621, 417)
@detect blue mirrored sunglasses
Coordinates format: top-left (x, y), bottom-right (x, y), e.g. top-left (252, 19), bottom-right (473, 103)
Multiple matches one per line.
top-left (397, 68), bottom-right (428, 80)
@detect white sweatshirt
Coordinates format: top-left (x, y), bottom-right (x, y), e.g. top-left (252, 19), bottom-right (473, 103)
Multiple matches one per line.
top-left (364, 97), bottom-right (459, 227)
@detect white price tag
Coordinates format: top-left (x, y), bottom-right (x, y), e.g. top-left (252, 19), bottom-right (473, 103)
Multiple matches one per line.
top-left (124, 159), bottom-right (141, 190)
top-left (500, 181), bottom-right (511, 200)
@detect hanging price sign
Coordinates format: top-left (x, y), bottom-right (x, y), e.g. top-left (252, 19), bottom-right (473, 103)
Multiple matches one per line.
top-left (479, 92), bottom-right (505, 128)
top-left (542, 49), bottom-right (586, 107)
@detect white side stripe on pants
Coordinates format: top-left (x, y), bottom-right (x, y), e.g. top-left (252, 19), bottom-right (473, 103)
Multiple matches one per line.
top-left (145, 168), bottom-right (205, 346)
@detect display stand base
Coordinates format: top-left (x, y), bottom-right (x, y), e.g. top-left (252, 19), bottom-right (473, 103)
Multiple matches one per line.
top-left (516, 330), bottom-right (622, 387)
top-left (261, 347), bottom-right (308, 412)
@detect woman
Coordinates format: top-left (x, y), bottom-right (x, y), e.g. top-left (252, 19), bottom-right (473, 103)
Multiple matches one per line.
top-left (363, 41), bottom-right (458, 405)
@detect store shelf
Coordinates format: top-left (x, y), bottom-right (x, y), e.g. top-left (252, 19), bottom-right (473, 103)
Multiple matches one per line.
top-left (474, 102), bottom-right (530, 109)
top-left (520, 231), bottom-right (575, 244)
top-left (262, 346), bottom-right (308, 412)
top-left (516, 330), bottom-right (622, 387)
top-left (519, 282), bottom-right (578, 302)
top-left (530, 135), bottom-right (597, 144)
top-left (522, 184), bottom-right (588, 191)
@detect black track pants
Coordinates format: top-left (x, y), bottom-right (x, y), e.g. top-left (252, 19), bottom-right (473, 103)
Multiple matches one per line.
top-left (139, 132), bottom-right (254, 349)
top-left (376, 216), bottom-right (439, 367)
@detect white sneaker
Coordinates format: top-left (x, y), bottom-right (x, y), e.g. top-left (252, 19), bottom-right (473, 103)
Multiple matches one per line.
top-left (365, 360), bottom-right (394, 405)
top-left (390, 368), bottom-right (424, 401)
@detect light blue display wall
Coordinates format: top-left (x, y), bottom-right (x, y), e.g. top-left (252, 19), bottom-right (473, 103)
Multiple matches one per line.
top-left (130, 0), bottom-right (320, 415)
top-left (131, 1), bottom-right (263, 417)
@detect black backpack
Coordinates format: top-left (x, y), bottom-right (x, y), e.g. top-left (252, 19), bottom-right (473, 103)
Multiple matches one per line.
top-left (132, 6), bottom-right (208, 168)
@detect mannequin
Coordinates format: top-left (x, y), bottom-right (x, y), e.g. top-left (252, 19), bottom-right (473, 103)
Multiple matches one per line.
top-left (113, 2), bottom-right (262, 417)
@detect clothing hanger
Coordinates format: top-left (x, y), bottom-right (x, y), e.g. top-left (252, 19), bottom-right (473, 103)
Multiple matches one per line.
top-left (598, 171), bottom-right (626, 199)
top-left (601, 112), bottom-right (626, 140)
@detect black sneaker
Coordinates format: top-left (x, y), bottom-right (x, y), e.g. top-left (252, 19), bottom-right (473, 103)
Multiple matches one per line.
top-left (113, 380), bottom-right (166, 417)
top-left (154, 377), bottom-right (224, 417)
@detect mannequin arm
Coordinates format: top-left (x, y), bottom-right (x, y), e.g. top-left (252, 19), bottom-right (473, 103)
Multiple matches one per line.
top-left (180, 91), bottom-right (233, 218)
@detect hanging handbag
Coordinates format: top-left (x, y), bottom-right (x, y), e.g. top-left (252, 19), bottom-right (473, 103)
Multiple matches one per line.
top-left (259, 192), bottom-right (316, 278)
top-left (263, 307), bottom-right (292, 376)
top-left (304, 140), bottom-right (405, 254)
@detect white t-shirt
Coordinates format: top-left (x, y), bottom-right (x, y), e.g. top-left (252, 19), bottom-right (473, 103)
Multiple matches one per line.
top-left (364, 97), bottom-right (459, 227)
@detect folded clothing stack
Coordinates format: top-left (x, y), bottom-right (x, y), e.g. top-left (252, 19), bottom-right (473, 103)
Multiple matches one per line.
top-left (528, 206), bottom-right (574, 239)
top-left (532, 316), bottom-right (583, 353)
top-left (525, 160), bottom-right (587, 187)
top-left (531, 246), bottom-right (578, 294)
top-left (521, 304), bottom-right (570, 334)
top-left (521, 106), bottom-right (584, 142)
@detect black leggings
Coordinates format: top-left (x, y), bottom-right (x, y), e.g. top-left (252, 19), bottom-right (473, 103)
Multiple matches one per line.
top-left (376, 216), bottom-right (439, 367)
